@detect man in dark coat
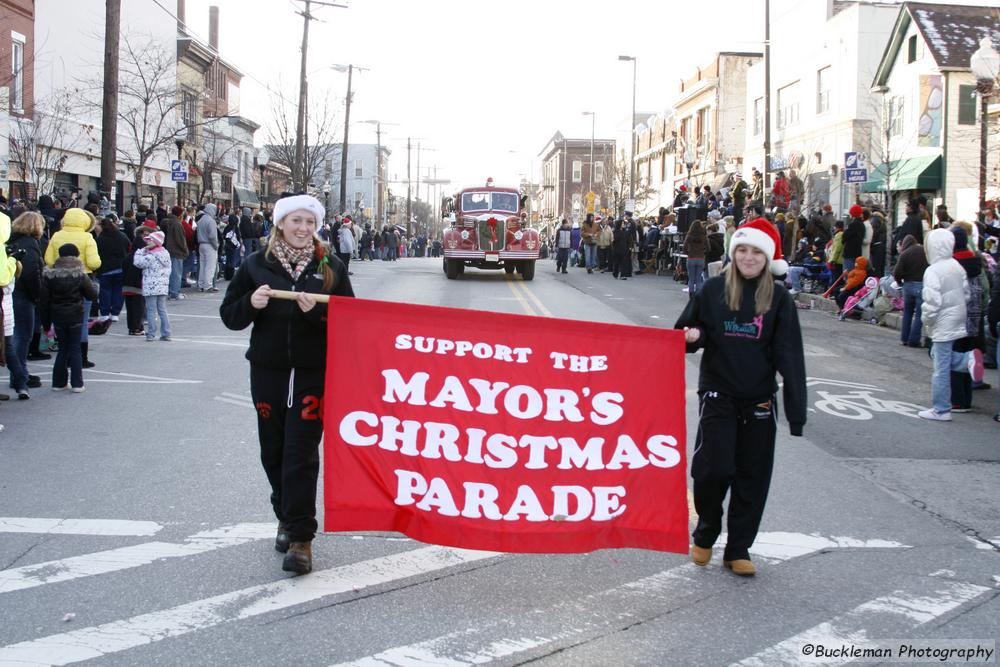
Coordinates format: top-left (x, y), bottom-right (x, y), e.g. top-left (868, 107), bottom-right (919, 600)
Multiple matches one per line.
top-left (842, 204), bottom-right (865, 271)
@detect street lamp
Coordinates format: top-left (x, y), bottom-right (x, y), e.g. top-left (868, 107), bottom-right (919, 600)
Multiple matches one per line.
top-left (582, 111), bottom-right (595, 196)
top-left (618, 55), bottom-right (637, 202)
top-left (174, 128), bottom-right (187, 206)
top-left (970, 37), bottom-right (999, 213)
top-left (322, 179), bottom-right (331, 221)
top-left (683, 147), bottom-right (696, 190)
top-left (256, 148), bottom-right (269, 210)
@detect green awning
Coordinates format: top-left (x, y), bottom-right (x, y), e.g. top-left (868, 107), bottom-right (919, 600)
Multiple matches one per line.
top-left (860, 155), bottom-right (941, 193)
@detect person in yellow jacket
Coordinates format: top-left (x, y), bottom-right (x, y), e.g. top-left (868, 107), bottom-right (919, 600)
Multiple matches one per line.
top-left (0, 211), bottom-right (17, 287)
top-left (43, 208), bottom-right (101, 368)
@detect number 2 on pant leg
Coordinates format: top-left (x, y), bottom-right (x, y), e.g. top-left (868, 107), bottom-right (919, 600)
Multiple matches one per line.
top-left (301, 395), bottom-right (323, 421)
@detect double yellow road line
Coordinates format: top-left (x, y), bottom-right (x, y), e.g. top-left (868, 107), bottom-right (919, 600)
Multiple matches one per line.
top-left (504, 274), bottom-right (553, 317)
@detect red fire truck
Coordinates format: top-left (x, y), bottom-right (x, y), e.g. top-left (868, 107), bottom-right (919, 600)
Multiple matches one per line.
top-left (442, 179), bottom-right (540, 280)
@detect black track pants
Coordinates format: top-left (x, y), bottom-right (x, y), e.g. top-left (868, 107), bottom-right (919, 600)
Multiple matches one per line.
top-left (691, 391), bottom-right (776, 561)
top-left (250, 365), bottom-right (325, 543)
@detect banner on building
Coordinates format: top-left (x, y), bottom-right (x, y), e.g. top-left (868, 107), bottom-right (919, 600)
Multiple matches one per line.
top-left (918, 75), bottom-right (943, 148)
top-left (323, 298), bottom-right (689, 554)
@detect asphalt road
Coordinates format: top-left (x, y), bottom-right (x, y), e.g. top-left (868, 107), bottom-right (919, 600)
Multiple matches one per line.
top-left (1, 256), bottom-right (997, 666)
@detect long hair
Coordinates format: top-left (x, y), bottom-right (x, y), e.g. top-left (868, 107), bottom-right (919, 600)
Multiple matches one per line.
top-left (264, 225), bottom-right (337, 292)
top-left (724, 259), bottom-right (774, 316)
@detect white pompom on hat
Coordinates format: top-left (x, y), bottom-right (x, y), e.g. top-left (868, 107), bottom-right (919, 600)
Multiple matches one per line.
top-left (272, 194), bottom-right (325, 227)
top-left (729, 218), bottom-right (788, 276)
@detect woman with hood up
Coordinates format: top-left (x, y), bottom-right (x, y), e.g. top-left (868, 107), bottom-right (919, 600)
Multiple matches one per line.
top-left (917, 229), bottom-right (970, 422)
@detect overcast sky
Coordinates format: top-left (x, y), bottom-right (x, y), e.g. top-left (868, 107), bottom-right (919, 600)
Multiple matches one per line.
top-left (173, 0), bottom-right (996, 191)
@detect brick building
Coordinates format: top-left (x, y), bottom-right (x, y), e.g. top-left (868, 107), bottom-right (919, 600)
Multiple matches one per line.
top-left (537, 131), bottom-right (615, 224)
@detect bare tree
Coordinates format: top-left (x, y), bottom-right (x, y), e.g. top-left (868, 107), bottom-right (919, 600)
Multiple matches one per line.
top-left (190, 121), bottom-right (242, 204)
top-left (607, 148), bottom-right (655, 217)
top-left (7, 96), bottom-right (83, 197)
top-left (266, 83), bottom-right (341, 191)
top-left (111, 34), bottom-right (189, 203)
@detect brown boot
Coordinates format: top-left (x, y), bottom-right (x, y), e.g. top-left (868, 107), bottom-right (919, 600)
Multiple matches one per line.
top-left (274, 522), bottom-right (290, 553)
top-left (282, 541), bottom-right (312, 574)
top-left (691, 545), bottom-right (712, 566)
top-left (723, 559), bottom-right (757, 577)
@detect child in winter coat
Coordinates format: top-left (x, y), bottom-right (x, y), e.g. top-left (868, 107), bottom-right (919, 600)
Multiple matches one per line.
top-left (132, 230), bottom-right (172, 341)
top-left (39, 244), bottom-right (99, 392)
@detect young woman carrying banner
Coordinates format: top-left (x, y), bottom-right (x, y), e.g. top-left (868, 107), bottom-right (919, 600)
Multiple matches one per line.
top-left (220, 194), bottom-right (354, 575)
top-left (674, 218), bottom-right (807, 577)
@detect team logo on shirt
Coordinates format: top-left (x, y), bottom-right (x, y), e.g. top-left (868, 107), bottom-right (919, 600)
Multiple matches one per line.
top-left (722, 315), bottom-right (764, 340)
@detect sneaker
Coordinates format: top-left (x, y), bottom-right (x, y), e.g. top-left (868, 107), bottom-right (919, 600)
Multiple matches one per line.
top-left (146, 336), bottom-right (155, 342)
top-left (160, 336), bottom-right (172, 341)
top-left (110, 315), bottom-right (120, 322)
top-left (917, 409), bottom-right (952, 421)
top-left (17, 390), bottom-right (29, 400)
top-left (951, 405), bottom-right (972, 413)
top-left (52, 386), bottom-right (67, 392)
top-left (972, 382), bottom-right (991, 391)
top-left (208, 287), bottom-right (220, 292)
top-left (129, 330), bottom-right (146, 336)
top-left (27, 352), bottom-right (52, 361)
top-left (968, 349), bottom-right (984, 383)
top-left (71, 386), bottom-right (85, 393)
top-left (27, 375), bottom-right (41, 388)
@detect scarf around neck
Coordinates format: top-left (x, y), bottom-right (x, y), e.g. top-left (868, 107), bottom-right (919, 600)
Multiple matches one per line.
top-left (271, 237), bottom-right (314, 281)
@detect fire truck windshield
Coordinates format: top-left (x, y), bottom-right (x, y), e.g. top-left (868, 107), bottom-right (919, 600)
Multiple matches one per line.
top-left (461, 192), bottom-right (518, 213)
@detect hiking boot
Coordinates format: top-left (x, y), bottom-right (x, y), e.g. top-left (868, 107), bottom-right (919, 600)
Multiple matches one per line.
top-left (723, 559), bottom-right (757, 577)
top-left (274, 522), bottom-right (291, 553)
top-left (27, 375), bottom-right (41, 388)
top-left (282, 541), bottom-right (312, 574)
top-left (691, 545), bottom-right (712, 566)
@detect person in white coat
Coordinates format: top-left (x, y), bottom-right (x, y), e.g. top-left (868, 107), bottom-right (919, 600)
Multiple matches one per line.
top-left (918, 228), bottom-right (970, 421)
top-left (338, 218), bottom-right (356, 274)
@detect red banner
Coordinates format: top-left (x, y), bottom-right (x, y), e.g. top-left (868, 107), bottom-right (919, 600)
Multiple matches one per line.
top-left (323, 298), bottom-right (688, 554)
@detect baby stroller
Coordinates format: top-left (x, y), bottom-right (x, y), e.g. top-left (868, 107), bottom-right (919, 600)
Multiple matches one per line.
top-left (838, 276), bottom-right (880, 321)
top-left (799, 255), bottom-right (831, 295)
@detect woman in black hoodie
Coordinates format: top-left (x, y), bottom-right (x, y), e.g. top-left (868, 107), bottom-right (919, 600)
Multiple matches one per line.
top-left (220, 194), bottom-right (353, 576)
top-left (8, 212), bottom-right (45, 397)
top-left (675, 219), bottom-right (806, 578)
top-left (95, 216), bottom-right (131, 323)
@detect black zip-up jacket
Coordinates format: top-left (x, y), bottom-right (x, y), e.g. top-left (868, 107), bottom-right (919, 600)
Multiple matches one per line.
top-left (220, 247), bottom-right (354, 369)
top-left (674, 275), bottom-right (807, 435)
top-left (39, 258), bottom-right (100, 329)
top-left (10, 233), bottom-right (43, 302)
top-left (96, 228), bottom-right (131, 275)
top-left (842, 218), bottom-right (864, 260)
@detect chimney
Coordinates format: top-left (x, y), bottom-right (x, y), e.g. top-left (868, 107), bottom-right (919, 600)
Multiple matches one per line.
top-left (177, 0), bottom-right (186, 32)
top-left (209, 5), bottom-right (219, 51)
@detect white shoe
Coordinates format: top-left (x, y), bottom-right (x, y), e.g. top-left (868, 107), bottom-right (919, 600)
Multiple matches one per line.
top-left (917, 409), bottom-right (951, 421)
top-left (71, 386), bottom-right (86, 393)
top-left (110, 315), bottom-right (120, 322)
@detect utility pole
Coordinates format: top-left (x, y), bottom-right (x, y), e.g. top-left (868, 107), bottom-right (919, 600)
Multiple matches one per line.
top-left (375, 122), bottom-right (382, 226)
top-left (339, 64), bottom-right (353, 213)
top-left (406, 137), bottom-right (411, 237)
top-left (763, 0), bottom-right (772, 204)
top-left (293, 0), bottom-right (312, 192)
top-left (100, 0), bottom-right (121, 205)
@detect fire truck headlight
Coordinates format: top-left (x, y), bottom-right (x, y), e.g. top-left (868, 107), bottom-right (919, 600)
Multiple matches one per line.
top-left (514, 231), bottom-right (523, 241)
top-left (460, 230), bottom-right (470, 241)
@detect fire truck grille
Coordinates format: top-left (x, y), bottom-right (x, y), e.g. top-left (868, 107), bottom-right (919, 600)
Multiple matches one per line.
top-left (477, 220), bottom-right (506, 252)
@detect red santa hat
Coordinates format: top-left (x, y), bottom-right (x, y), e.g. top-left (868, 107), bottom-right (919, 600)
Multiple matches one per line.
top-left (729, 218), bottom-right (788, 275)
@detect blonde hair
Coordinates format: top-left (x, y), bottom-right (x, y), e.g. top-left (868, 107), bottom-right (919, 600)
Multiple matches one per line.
top-left (264, 225), bottom-right (336, 292)
top-left (83, 210), bottom-right (98, 233)
top-left (724, 253), bottom-right (774, 315)
top-left (12, 211), bottom-right (44, 239)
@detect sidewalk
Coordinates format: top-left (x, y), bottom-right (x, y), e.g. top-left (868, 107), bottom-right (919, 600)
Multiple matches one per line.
top-left (792, 292), bottom-right (902, 331)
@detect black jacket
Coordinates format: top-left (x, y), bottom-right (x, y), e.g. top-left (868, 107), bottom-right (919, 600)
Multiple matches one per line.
top-left (842, 218), bottom-right (865, 260)
top-left (706, 232), bottom-right (725, 264)
top-left (96, 228), bottom-right (131, 275)
top-left (123, 237), bottom-right (147, 290)
top-left (39, 258), bottom-right (99, 328)
top-left (10, 233), bottom-right (43, 302)
top-left (892, 238), bottom-right (928, 284)
top-left (988, 262), bottom-right (1000, 338)
top-left (239, 215), bottom-right (256, 240)
top-left (220, 247), bottom-right (355, 370)
top-left (897, 213), bottom-right (924, 246)
top-left (674, 275), bottom-right (807, 435)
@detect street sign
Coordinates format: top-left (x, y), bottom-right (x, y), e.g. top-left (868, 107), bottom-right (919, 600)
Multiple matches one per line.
top-left (844, 152), bottom-right (859, 169)
top-left (171, 159), bottom-right (188, 183)
top-left (624, 198), bottom-right (635, 214)
top-left (844, 167), bottom-right (868, 184)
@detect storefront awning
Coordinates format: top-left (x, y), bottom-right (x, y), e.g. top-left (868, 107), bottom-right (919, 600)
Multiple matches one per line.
top-left (860, 156), bottom-right (941, 193)
top-left (234, 187), bottom-right (261, 207)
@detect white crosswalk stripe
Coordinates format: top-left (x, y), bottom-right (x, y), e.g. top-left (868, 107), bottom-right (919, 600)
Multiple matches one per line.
top-left (213, 392), bottom-right (254, 408)
top-left (0, 545), bottom-right (498, 666)
top-left (732, 581), bottom-right (992, 666)
top-left (327, 532), bottom-right (911, 667)
top-left (0, 523), bottom-right (273, 594)
top-left (2, 520), bottom-right (990, 667)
